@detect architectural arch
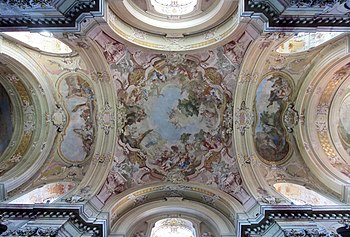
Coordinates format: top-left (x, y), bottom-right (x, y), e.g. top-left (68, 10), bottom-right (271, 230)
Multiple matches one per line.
top-left (295, 38), bottom-right (350, 201)
top-left (234, 31), bottom-right (349, 206)
top-left (103, 183), bottom-right (244, 237)
top-left (112, 201), bottom-right (232, 237)
top-left (0, 43), bottom-right (56, 195)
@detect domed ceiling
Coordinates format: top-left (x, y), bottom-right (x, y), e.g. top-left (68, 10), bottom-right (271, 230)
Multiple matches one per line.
top-left (0, 0), bottom-right (350, 237)
top-left (107, 0), bottom-right (239, 51)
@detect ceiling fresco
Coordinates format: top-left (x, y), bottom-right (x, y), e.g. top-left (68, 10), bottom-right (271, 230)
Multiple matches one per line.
top-left (94, 31), bottom-right (252, 206)
top-left (254, 74), bottom-right (293, 163)
top-left (58, 75), bottom-right (95, 162)
top-left (0, 82), bottom-right (13, 156)
top-left (2, 1), bottom-right (350, 236)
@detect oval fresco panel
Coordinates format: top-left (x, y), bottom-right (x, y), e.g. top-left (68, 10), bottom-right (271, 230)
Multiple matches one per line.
top-left (0, 83), bottom-right (13, 156)
top-left (58, 75), bottom-right (95, 162)
top-left (255, 75), bottom-right (292, 163)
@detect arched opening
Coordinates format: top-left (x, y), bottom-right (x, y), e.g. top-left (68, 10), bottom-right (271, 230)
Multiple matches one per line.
top-left (150, 0), bottom-right (198, 15)
top-left (150, 218), bottom-right (196, 237)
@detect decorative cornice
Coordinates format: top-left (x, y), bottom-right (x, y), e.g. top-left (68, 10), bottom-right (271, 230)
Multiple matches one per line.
top-left (0, 0), bottom-right (103, 31)
top-left (243, 0), bottom-right (350, 31)
top-left (0, 204), bottom-right (106, 236)
top-left (239, 206), bottom-right (350, 237)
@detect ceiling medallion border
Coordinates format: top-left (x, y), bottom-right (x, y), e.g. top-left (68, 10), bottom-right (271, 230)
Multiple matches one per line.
top-left (107, 8), bottom-right (240, 51)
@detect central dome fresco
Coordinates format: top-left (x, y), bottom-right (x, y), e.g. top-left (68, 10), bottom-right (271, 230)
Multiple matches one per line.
top-left (107, 0), bottom-right (239, 51)
top-left (118, 54), bottom-right (230, 178)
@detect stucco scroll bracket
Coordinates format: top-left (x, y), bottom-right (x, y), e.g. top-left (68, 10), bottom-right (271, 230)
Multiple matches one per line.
top-left (48, 104), bottom-right (67, 133)
top-left (235, 101), bottom-right (254, 136)
top-left (283, 103), bottom-right (299, 133)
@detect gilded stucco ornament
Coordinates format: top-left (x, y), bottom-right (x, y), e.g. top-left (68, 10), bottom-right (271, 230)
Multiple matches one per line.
top-left (4, 73), bottom-right (19, 83)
